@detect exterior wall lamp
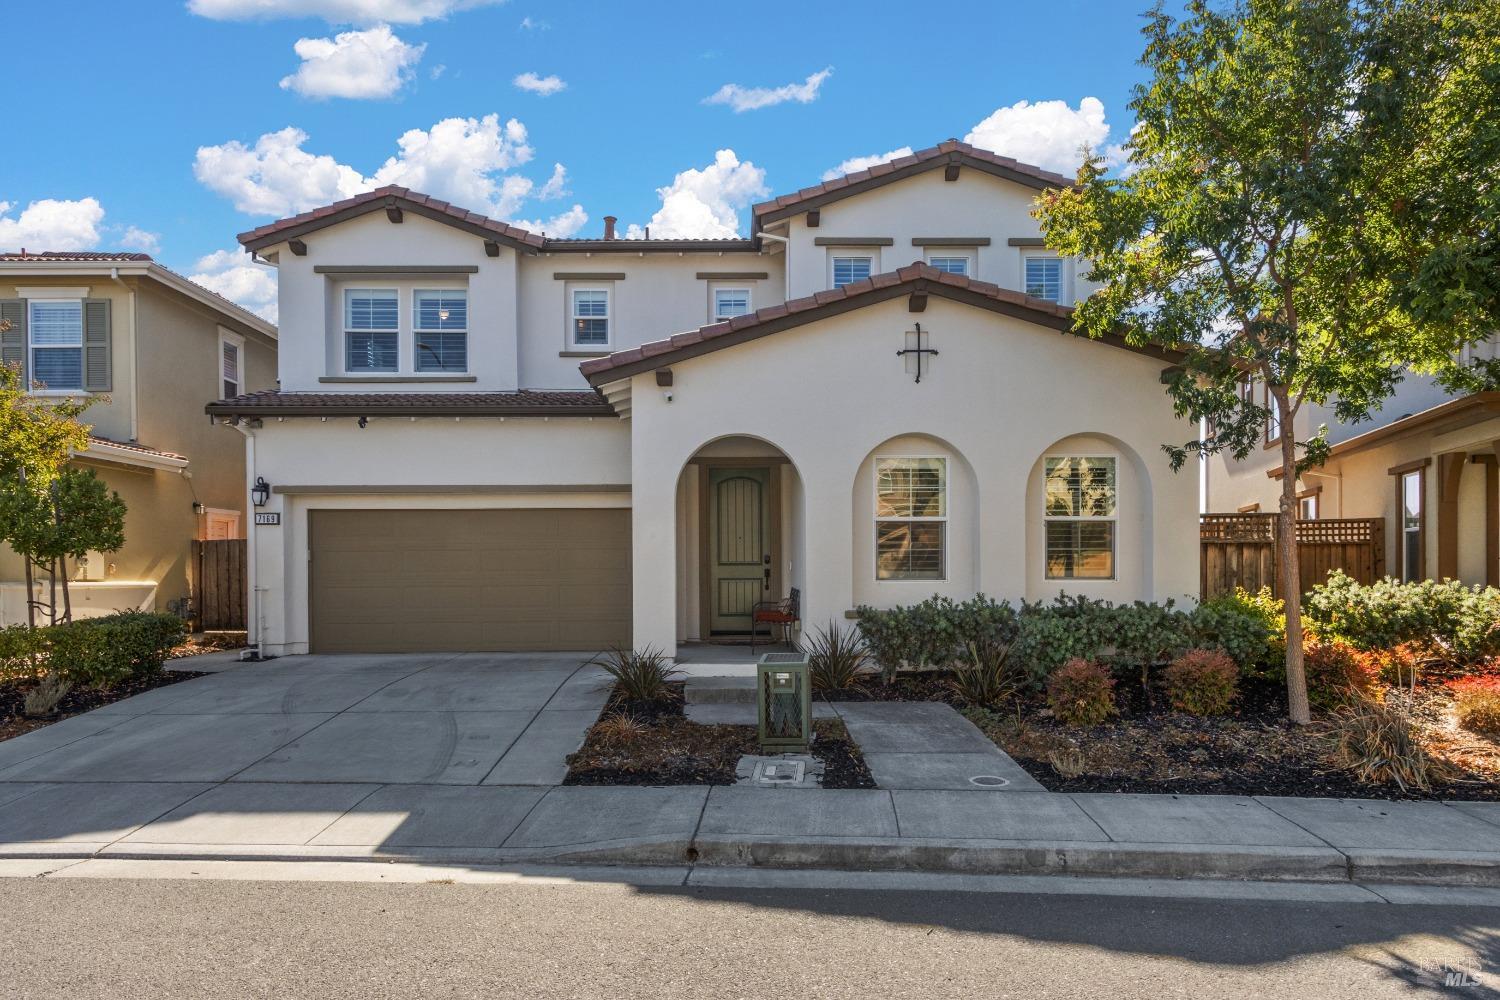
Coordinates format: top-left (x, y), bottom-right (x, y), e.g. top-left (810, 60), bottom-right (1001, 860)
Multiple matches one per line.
top-left (251, 477), bottom-right (271, 507)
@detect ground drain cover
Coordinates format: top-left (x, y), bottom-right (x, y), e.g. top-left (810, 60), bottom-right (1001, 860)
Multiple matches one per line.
top-left (969, 775), bottom-right (1010, 787)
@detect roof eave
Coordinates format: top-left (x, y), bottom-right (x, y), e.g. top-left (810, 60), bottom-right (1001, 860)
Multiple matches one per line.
top-left (204, 401), bottom-right (617, 418)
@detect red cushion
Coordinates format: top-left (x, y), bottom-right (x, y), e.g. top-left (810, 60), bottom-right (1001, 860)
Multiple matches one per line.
top-left (753, 610), bottom-right (796, 623)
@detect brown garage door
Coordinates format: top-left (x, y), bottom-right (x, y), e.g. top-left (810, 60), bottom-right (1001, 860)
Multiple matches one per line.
top-left (308, 508), bottom-right (631, 653)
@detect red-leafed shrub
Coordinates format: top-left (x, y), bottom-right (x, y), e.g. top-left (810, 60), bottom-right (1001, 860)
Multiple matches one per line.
top-left (1046, 658), bottom-right (1118, 726)
top-left (1449, 675), bottom-right (1500, 737)
top-left (1303, 639), bottom-right (1381, 712)
top-left (1163, 648), bottom-right (1239, 716)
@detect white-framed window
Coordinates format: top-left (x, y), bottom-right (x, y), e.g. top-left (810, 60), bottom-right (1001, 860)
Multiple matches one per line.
top-left (571, 288), bottom-right (611, 348)
top-left (414, 289), bottom-right (468, 372)
top-left (29, 299), bottom-right (84, 390)
top-left (1264, 383), bottom-right (1282, 443)
top-left (344, 288), bottom-right (399, 372)
top-left (218, 329), bottom-right (245, 399)
top-left (1044, 456), bottom-right (1117, 579)
top-left (874, 457), bottom-right (946, 580)
top-left (831, 256), bottom-right (873, 289)
top-left (1023, 255), bottom-right (1064, 302)
top-left (1298, 492), bottom-right (1319, 521)
top-left (925, 254), bottom-right (972, 276)
top-left (1400, 468), bottom-right (1424, 583)
top-left (713, 287), bottom-right (751, 320)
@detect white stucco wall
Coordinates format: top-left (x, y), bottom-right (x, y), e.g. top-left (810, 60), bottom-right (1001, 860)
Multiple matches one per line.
top-left (625, 294), bottom-right (1200, 651)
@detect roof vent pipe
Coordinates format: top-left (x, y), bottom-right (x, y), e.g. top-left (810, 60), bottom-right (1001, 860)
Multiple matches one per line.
top-left (603, 216), bottom-right (617, 240)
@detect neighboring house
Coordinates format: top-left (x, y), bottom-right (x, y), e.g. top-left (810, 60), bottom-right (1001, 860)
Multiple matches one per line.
top-left (208, 140), bottom-right (1199, 657)
top-left (0, 251), bottom-right (277, 624)
top-left (1204, 349), bottom-right (1500, 588)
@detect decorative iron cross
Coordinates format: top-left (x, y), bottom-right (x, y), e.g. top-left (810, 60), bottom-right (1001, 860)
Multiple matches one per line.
top-left (896, 322), bottom-right (938, 383)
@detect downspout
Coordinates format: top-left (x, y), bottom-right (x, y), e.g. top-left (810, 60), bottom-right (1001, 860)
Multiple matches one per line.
top-left (229, 419), bottom-right (263, 659)
top-left (108, 267), bottom-right (139, 440)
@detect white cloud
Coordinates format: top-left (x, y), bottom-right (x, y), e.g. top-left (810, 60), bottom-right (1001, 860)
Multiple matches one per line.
top-left (512, 71), bottom-right (565, 97)
top-left (194, 126), bottom-right (367, 216)
top-left (964, 97), bottom-right (1110, 176)
top-left (187, 0), bottom-right (501, 25)
top-left (367, 115), bottom-right (535, 215)
top-left (189, 249), bottom-right (280, 323)
top-left (429, 63), bottom-right (446, 79)
top-left (821, 146), bottom-right (914, 182)
top-left (119, 226), bottom-right (161, 254)
top-left (537, 163), bottom-right (568, 200)
top-left (625, 149), bottom-right (768, 239)
top-left (0, 198), bottom-right (105, 251)
top-left (510, 204), bottom-right (587, 238)
top-left (279, 24), bottom-right (424, 99)
top-left (518, 15), bottom-right (547, 29)
top-left (703, 67), bottom-right (832, 113)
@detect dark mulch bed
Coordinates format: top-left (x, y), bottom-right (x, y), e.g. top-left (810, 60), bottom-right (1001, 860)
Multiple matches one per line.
top-left (564, 682), bottom-right (874, 788)
top-left (0, 670), bottom-right (206, 743)
top-left (828, 669), bottom-right (1500, 801)
top-left (168, 632), bottom-right (248, 660)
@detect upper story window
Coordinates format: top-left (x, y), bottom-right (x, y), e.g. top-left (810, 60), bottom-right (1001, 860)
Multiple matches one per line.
top-left (1400, 467), bottom-right (1424, 582)
top-left (926, 255), bottom-right (971, 276)
top-left (29, 300), bottom-right (84, 390)
top-left (832, 256), bottom-right (873, 289)
top-left (344, 289), bottom-right (399, 373)
top-left (571, 288), bottom-right (611, 348)
top-left (713, 287), bottom-right (751, 320)
top-left (414, 290), bottom-right (468, 372)
top-left (875, 457), bottom-right (946, 581)
top-left (218, 329), bottom-right (244, 399)
top-left (1024, 255), bottom-right (1063, 302)
top-left (1264, 383), bottom-right (1282, 443)
top-left (1044, 456), bottom-right (1117, 579)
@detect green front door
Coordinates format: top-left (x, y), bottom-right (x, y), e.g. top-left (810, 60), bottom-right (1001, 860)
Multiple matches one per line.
top-left (708, 467), bottom-right (771, 633)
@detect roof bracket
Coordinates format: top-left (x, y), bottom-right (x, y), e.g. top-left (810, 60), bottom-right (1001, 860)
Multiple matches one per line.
top-left (484, 240), bottom-right (501, 258)
top-left (288, 239), bottom-right (307, 256)
top-left (908, 291), bottom-right (928, 313)
top-left (944, 162), bottom-right (961, 182)
top-left (385, 205), bottom-right (404, 224)
top-left (806, 209), bottom-right (820, 228)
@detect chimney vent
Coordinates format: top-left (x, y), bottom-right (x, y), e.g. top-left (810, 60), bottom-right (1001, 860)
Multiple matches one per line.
top-left (603, 215), bottom-right (617, 240)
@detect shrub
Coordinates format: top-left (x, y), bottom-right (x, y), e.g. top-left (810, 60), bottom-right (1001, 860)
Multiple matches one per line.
top-left (1449, 675), bottom-right (1500, 737)
top-left (591, 645), bottom-right (680, 704)
top-left (804, 621), bottom-right (869, 693)
top-left (22, 673), bottom-right (72, 718)
top-left (1305, 571), bottom-right (1500, 665)
top-left (855, 595), bottom-right (1018, 683)
top-left (1046, 658), bottom-right (1118, 726)
top-left (593, 712), bottom-right (649, 743)
top-left (949, 640), bottom-right (1021, 708)
top-left (1356, 642), bottom-right (1428, 693)
top-left (43, 612), bottom-right (188, 687)
top-left (1012, 594), bottom-right (1192, 687)
top-left (1162, 648), bottom-right (1239, 716)
top-left (0, 624), bottom-right (47, 682)
top-left (1189, 587), bottom-right (1284, 673)
top-left (1302, 639), bottom-right (1381, 713)
top-left (1329, 694), bottom-right (1434, 792)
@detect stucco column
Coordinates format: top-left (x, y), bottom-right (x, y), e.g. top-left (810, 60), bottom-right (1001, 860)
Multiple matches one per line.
top-left (977, 467), bottom-right (1027, 602)
top-left (1437, 451), bottom-right (1467, 581)
top-left (795, 464), bottom-right (854, 634)
top-left (631, 449), bottom-right (677, 655)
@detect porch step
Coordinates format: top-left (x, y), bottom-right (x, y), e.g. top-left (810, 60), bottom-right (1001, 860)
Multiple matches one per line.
top-left (683, 675), bottom-right (758, 704)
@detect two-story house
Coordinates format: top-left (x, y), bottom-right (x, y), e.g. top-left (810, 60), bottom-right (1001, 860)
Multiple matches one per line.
top-left (208, 140), bottom-right (1199, 657)
top-left (1, 251), bottom-right (277, 624)
top-left (1205, 362), bottom-right (1500, 589)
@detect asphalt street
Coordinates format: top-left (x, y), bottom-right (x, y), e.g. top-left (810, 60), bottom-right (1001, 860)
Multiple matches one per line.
top-left (0, 869), bottom-right (1496, 999)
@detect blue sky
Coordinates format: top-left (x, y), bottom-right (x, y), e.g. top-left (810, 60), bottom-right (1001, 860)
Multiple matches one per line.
top-left (2, 0), bottom-right (1151, 319)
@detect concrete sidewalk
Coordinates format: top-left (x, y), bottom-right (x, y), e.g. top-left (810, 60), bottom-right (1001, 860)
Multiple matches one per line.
top-left (1, 779), bottom-right (1497, 887)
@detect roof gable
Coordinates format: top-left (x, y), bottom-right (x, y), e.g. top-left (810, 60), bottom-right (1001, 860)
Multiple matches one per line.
top-left (580, 263), bottom-right (1181, 386)
top-left (752, 140), bottom-right (1074, 227)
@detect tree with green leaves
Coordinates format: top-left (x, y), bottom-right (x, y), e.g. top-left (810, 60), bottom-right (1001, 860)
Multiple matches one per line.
top-left (0, 469), bottom-right (127, 623)
top-left (1034, 0), bottom-right (1500, 723)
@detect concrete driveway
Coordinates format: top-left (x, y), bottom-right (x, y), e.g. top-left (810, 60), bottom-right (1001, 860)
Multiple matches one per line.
top-left (0, 653), bottom-right (610, 788)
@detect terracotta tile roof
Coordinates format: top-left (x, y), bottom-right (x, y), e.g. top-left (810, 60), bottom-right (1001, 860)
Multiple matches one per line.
top-left (0, 251), bottom-right (153, 262)
top-left (581, 262), bottom-right (1181, 385)
top-left (206, 389), bottom-right (615, 418)
top-left (85, 435), bottom-right (188, 462)
top-left (238, 186), bottom-right (547, 252)
top-left (752, 139), bottom-right (1074, 225)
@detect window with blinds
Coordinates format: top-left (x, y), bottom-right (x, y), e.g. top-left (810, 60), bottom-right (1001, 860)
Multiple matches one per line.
top-left (1024, 256), bottom-right (1063, 302)
top-left (571, 288), bottom-right (610, 347)
top-left (1044, 456), bottom-right (1117, 579)
top-left (927, 255), bottom-right (971, 276)
top-left (221, 339), bottom-right (241, 398)
top-left (713, 287), bottom-right (751, 319)
top-left (414, 290), bottom-right (468, 372)
top-left (345, 289), bottom-right (399, 372)
top-left (832, 256), bottom-right (872, 289)
top-left (875, 457), bottom-right (946, 580)
top-left (29, 300), bottom-right (84, 390)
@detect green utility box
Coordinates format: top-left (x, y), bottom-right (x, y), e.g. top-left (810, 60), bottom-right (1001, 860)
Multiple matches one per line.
top-left (757, 652), bottom-right (812, 753)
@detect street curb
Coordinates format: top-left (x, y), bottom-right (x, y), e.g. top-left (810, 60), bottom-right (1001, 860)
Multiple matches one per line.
top-left (4, 838), bottom-right (1499, 887)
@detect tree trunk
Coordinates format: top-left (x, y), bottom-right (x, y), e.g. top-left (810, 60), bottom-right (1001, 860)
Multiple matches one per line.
top-left (59, 555), bottom-right (72, 623)
top-left (47, 558), bottom-right (58, 627)
top-left (22, 553), bottom-right (34, 630)
top-left (1274, 390), bottom-right (1311, 725)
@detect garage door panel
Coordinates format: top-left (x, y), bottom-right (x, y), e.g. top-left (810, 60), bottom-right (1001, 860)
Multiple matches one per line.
top-left (310, 508), bottom-right (630, 653)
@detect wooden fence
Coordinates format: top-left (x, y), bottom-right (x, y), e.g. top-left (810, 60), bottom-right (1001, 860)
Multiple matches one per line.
top-left (1200, 513), bottom-right (1384, 600)
top-left (193, 539), bottom-right (247, 630)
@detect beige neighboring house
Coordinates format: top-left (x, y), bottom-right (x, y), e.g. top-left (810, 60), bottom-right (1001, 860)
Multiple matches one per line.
top-left (210, 140), bottom-right (1202, 658)
top-left (0, 251), bottom-right (277, 624)
top-left (1204, 356), bottom-right (1500, 588)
